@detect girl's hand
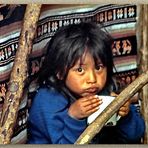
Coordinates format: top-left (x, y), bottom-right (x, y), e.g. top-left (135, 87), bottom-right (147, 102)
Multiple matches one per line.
top-left (110, 92), bottom-right (131, 117)
top-left (68, 95), bottom-right (103, 120)
top-left (118, 99), bottom-right (131, 117)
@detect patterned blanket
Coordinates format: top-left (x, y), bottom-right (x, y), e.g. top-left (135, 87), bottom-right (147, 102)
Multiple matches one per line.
top-left (0, 4), bottom-right (137, 143)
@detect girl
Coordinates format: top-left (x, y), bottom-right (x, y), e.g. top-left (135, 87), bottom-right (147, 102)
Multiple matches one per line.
top-left (27, 22), bottom-right (145, 144)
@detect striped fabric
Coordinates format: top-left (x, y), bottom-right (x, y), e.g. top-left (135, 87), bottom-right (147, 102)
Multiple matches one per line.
top-left (0, 4), bottom-right (137, 143)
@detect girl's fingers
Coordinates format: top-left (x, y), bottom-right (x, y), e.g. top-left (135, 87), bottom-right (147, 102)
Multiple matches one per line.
top-left (82, 96), bottom-right (102, 107)
top-left (118, 99), bottom-right (130, 117)
top-left (118, 106), bottom-right (129, 117)
top-left (84, 102), bottom-right (100, 111)
top-left (83, 99), bottom-right (102, 107)
top-left (79, 95), bottom-right (100, 102)
top-left (118, 110), bottom-right (128, 117)
top-left (118, 110), bottom-right (125, 117)
top-left (119, 106), bottom-right (127, 112)
top-left (85, 106), bottom-right (99, 115)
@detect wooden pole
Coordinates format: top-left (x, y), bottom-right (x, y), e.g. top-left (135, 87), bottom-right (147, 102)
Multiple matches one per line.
top-left (136, 5), bottom-right (148, 144)
top-left (75, 70), bottom-right (148, 144)
top-left (0, 4), bottom-right (41, 144)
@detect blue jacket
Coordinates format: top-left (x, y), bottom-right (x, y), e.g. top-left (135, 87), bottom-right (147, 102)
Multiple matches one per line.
top-left (27, 87), bottom-right (145, 144)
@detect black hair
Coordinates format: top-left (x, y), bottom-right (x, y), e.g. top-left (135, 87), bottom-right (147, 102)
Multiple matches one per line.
top-left (38, 22), bottom-right (114, 103)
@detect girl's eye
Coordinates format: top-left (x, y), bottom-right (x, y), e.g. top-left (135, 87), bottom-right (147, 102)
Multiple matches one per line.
top-left (95, 64), bottom-right (104, 71)
top-left (77, 67), bottom-right (84, 73)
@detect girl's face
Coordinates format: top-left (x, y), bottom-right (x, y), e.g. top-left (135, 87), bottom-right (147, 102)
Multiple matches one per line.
top-left (65, 51), bottom-right (107, 97)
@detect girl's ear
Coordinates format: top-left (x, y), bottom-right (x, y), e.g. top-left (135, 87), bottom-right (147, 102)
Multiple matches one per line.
top-left (56, 73), bottom-right (63, 80)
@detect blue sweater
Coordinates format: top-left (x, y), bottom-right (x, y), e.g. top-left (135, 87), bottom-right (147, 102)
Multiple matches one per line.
top-left (27, 87), bottom-right (145, 144)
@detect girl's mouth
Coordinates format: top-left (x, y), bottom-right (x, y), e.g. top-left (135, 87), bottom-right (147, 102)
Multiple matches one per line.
top-left (84, 88), bottom-right (98, 95)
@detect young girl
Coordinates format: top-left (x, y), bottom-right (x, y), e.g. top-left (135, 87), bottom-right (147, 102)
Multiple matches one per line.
top-left (27, 22), bottom-right (145, 144)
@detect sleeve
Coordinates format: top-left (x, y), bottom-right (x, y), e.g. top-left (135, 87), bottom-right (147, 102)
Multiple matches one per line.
top-left (116, 104), bottom-right (145, 143)
top-left (27, 88), bottom-right (87, 144)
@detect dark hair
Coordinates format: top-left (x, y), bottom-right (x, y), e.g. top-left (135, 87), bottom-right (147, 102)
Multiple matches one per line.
top-left (38, 22), bottom-right (114, 102)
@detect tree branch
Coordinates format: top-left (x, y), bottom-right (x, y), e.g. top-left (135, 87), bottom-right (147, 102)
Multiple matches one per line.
top-left (0, 4), bottom-right (41, 144)
top-left (75, 70), bottom-right (148, 144)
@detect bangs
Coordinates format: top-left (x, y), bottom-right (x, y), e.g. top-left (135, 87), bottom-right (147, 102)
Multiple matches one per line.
top-left (87, 43), bottom-right (107, 67)
top-left (60, 39), bottom-right (86, 78)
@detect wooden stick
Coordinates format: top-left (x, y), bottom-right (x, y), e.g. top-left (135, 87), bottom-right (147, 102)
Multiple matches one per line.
top-left (136, 5), bottom-right (148, 144)
top-left (75, 70), bottom-right (148, 144)
top-left (0, 4), bottom-right (41, 144)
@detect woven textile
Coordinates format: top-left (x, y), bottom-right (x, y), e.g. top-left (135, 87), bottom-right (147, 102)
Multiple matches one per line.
top-left (0, 4), bottom-right (137, 143)
top-left (0, 5), bottom-right (27, 143)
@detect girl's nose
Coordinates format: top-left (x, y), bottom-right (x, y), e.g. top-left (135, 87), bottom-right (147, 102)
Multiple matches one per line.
top-left (87, 71), bottom-right (97, 84)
